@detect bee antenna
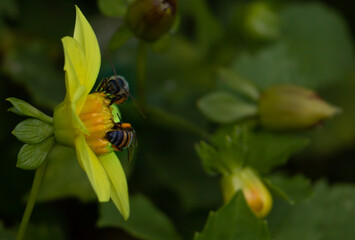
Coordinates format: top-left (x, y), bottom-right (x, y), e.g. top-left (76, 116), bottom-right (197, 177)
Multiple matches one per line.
top-left (127, 92), bottom-right (146, 119)
top-left (105, 50), bottom-right (118, 77)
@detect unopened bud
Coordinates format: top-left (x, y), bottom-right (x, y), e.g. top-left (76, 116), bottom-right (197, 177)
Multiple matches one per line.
top-left (258, 84), bottom-right (340, 130)
top-left (125, 0), bottom-right (177, 42)
top-left (244, 1), bottom-right (280, 41)
top-left (221, 167), bottom-right (272, 218)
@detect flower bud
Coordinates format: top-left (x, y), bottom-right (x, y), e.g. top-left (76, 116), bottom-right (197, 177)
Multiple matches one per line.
top-left (258, 84), bottom-right (340, 130)
top-left (221, 167), bottom-right (272, 218)
top-left (125, 0), bottom-right (177, 42)
top-left (244, 1), bottom-right (280, 41)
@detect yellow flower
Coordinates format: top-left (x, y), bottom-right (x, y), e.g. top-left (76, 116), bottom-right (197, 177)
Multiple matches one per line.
top-left (53, 6), bottom-right (129, 219)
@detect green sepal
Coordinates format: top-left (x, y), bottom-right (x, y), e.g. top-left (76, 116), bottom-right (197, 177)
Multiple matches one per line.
top-left (17, 137), bottom-right (55, 170)
top-left (197, 91), bottom-right (258, 123)
top-left (12, 118), bottom-right (54, 144)
top-left (217, 68), bottom-right (260, 101)
top-left (194, 191), bottom-right (270, 240)
top-left (195, 127), bottom-right (248, 176)
top-left (109, 23), bottom-right (133, 51)
top-left (98, 0), bottom-right (127, 17)
top-left (7, 97), bottom-right (53, 124)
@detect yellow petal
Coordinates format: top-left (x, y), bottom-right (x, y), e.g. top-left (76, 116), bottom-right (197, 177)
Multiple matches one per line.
top-left (99, 152), bottom-right (130, 220)
top-left (61, 36), bottom-right (87, 101)
top-left (74, 134), bottom-right (110, 202)
top-left (74, 6), bottom-right (101, 92)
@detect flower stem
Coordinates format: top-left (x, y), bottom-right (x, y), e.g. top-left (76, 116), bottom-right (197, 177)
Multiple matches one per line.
top-left (16, 162), bottom-right (47, 240)
top-left (136, 40), bottom-right (147, 108)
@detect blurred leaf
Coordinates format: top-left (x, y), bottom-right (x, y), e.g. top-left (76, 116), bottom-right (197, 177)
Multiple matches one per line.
top-left (0, 0), bottom-right (18, 19)
top-left (191, 0), bottom-right (223, 50)
top-left (151, 34), bottom-right (172, 53)
top-left (147, 106), bottom-right (209, 139)
top-left (25, 223), bottom-right (65, 240)
top-left (233, 3), bottom-right (354, 90)
top-left (197, 91), bottom-right (258, 123)
top-left (98, 195), bottom-right (182, 240)
top-left (0, 222), bottom-right (15, 240)
top-left (98, 0), bottom-right (127, 17)
top-left (280, 3), bottom-right (354, 88)
top-left (109, 23), bottom-right (133, 51)
top-left (12, 118), bottom-right (53, 144)
top-left (17, 137), bottom-right (55, 170)
top-left (37, 145), bottom-right (96, 202)
top-left (7, 98), bottom-right (53, 124)
top-left (233, 43), bottom-right (306, 89)
top-left (3, 41), bottom-right (65, 108)
top-left (194, 191), bottom-right (270, 240)
top-left (265, 174), bottom-right (313, 204)
top-left (245, 132), bottom-right (309, 174)
top-left (217, 68), bottom-right (260, 101)
top-left (268, 181), bottom-right (355, 240)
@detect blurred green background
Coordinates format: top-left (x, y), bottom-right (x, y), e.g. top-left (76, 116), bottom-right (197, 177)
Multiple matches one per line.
top-left (1, 0), bottom-right (354, 239)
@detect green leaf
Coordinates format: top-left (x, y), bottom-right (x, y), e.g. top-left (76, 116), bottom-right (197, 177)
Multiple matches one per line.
top-left (150, 34), bottom-right (172, 53)
top-left (268, 181), bottom-right (355, 240)
top-left (98, 195), bottom-right (182, 240)
top-left (197, 91), bottom-right (258, 123)
top-left (109, 24), bottom-right (133, 51)
top-left (233, 43), bottom-right (305, 89)
top-left (265, 174), bottom-right (313, 204)
top-left (37, 145), bottom-right (96, 202)
top-left (194, 191), bottom-right (270, 240)
top-left (217, 68), bottom-right (260, 101)
top-left (8, 106), bottom-right (26, 116)
top-left (7, 98), bottom-right (53, 124)
top-left (98, 0), bottom-right (127, 17)
top-left (17, 137), bottom-right (55, 170)
top-left (12, 118), bottom-right (54, 144)
top-left (233, 3), bottom-right (354, 90)
top-left (280, 3), bottom-right (354, 88)
top-left (245, 132), bottom-right (309, 174)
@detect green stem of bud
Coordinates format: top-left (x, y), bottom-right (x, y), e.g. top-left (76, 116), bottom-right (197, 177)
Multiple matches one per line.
top-left (137, 40), bottom-right (148, 108)
top-left (16, 162), bottom-right (47, 240)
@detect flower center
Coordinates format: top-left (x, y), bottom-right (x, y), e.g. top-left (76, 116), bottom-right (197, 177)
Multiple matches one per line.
top-left (79, 93), bottom-right (114, 155)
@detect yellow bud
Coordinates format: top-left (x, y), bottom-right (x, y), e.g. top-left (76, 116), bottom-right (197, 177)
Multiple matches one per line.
top-left (125, 0), bottom-right (177, 42)
top-left (258, 84), bottom-right (340, 130)
top-left (221, 167), bottom-right (272, 218)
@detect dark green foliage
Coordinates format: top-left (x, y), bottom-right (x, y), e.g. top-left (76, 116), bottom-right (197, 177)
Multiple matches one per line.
top-left (1, 0), bottom-right (355, 239)
top-left (194, 191), bottom-right (270, 240)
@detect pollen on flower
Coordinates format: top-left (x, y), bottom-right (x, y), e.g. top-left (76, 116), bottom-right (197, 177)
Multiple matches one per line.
top-left (79, 93), bottom-right (115, 155)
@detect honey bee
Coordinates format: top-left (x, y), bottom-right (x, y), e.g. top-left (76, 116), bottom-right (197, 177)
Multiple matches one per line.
top-left (106, 122), bottom-right (137, 162)
top-left (97, 75), bottom-right (130, 105)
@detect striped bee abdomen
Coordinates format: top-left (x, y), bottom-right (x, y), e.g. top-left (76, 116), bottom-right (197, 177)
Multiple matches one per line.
top-left (106, 130), bottom-right (132, 150)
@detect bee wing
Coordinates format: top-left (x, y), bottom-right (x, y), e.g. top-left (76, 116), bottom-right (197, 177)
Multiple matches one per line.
top-left (127, 132), bottom-right (137, 162)
top-left (127, 144), bottom-right (135, 162)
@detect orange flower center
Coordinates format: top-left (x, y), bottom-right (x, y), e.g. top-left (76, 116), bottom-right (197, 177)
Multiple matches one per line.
top-left (79, 93), bottom-right (114, 155)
